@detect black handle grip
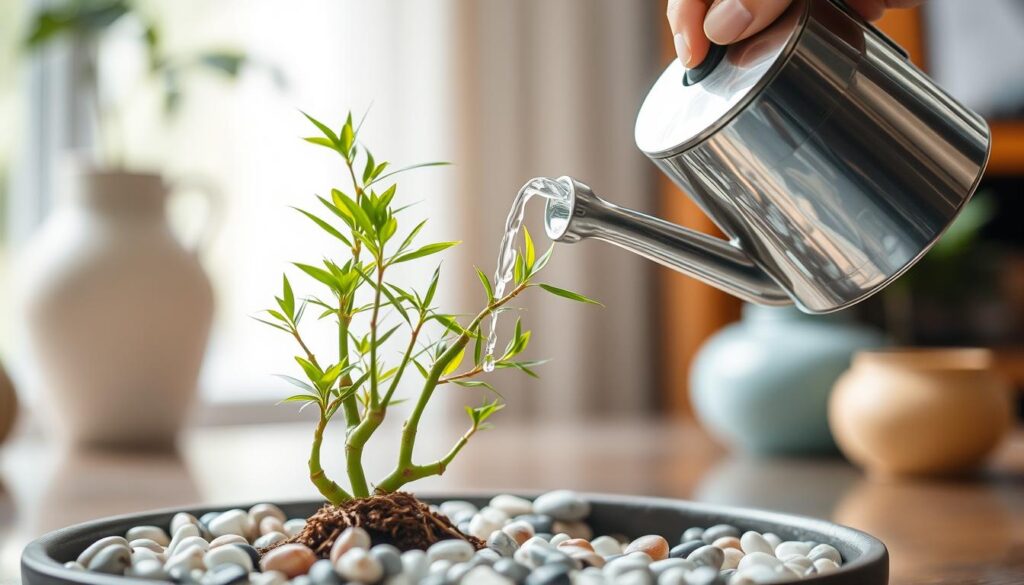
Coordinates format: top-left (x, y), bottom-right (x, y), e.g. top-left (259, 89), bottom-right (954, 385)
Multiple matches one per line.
top-left (683, 42), bottom-right (728, 86)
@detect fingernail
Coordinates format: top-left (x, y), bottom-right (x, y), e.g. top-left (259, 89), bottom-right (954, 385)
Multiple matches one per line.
top-left (674, 33), bottom-right (691, 68)
top-left (704, 0), bottom-right (753, 44)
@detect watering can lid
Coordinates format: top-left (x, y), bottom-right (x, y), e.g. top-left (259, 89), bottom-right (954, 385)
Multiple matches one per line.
top-left (635, 0), bottom-right (808, 158)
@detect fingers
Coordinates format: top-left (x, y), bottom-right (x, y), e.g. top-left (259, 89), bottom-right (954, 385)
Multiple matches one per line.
top-left (703, 0), bottom-right (793, 44)
top-left (667, 0), bottom-right (712, 67)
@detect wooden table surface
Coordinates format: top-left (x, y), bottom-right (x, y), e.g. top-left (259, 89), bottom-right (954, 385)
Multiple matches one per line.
top-left (0, 417), bottom-right (1021, 584)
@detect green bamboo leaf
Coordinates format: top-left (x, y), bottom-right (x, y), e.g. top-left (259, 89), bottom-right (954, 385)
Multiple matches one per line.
top-left (412, 359), bottom-right (429, 378)
top-left (294, 263), bottom-right (339, 289)
top-left (266, 309), bottom-right (288, 323)
top-left (380, 216), bottom-right (398, 243)
top-left (336, 191), bottom-right (374, 234)
top-left (475, 267), bottom-right (494, 302)
top-left (513, 252), bottom-right (525, 284)
top-left (280, 394), bottom-right (320, 404)
top-left (534, 244), bottom-right (554, 273)
top-left (252, 317), bottom-right (290, 332)
top-left (294, 356), bottom-right (322, 382)
top-left (424, 266), bottom-right (441, 308)
top-left (366, 161), bottom-right (451, 188)
top-left (396, 220), bottom-right (427, 254)
top-left (442, 347), bottom-right (466, 376)
top-left (523, 227), bottom-right (535, 270)
top-left (281, 275), bottom-right (295, 318)
top-left (301, 111), bottom-right (340, 146)
top-left (362, 150), bottom-right (376, 184)
top-left (340, 123), bottom-right (355, 159)
top-left (453, 380), bottom-right (494, 390)
top-left (432, 314), bottom-right (466, 336)
top-left (538, 284), bottom-right (603, 306)
top-left (392, 241), bottom-right (460, 265)
top-left (293, 208), bottom-right (352, 246)
top-left (303, 137), bottom-right (335, 148)
top-left (378, 184), bottom-right (397, 210)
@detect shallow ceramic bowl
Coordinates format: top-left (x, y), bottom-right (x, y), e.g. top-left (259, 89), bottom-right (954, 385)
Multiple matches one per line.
top-left (22, 493), bottom-right (888, 584)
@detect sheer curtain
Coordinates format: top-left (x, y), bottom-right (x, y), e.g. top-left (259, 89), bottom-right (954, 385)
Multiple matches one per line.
top-left (449, 0), bottom-right (660, 420)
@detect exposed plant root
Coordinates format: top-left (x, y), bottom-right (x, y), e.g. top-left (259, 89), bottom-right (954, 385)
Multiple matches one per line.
top-left (266, 492), bottom-right (484, 556)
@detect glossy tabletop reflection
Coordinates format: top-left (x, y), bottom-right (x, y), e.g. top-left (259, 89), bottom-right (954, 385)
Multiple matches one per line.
top-left (0, 419), bottom-right (1021, 584)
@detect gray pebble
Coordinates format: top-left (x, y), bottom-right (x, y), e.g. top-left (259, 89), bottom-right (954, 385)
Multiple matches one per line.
top-left (475, 548), bottom-right (502, 564)
top-left (428, 539), bottom-right (475, 563)
top-left (291, 577), bottom-right (312, 585)
top-left (532, 491), bottom-right (590, 522)
top-left (253, 532), bottom-right (287, 549)
top-left (447, 561), bottom-right (474, 582)
top-left (372, 544), bottom-right (404, 577)
top-left (680, 528), bottom-right (703, 543)
top-left (524, 563), bottom-right (572, 585)
top-left (668, 541), bottom-right (703, 559)
top-left (493, 558), bottom-right (530, 584)
top-left (649, 558), bottom-right (694, 577)
top-left (604, 557), bottom-right (649, 580)
top-left (515, 515), bottom-right (554, 534)
top-left (535, 533), bottom-right (553, 542)
top-left (540, 549), bottom-right (579, 571)
top-left (233, 544), bottom-right (261, 570)
top-left (458, 521), bottom-right (472, 535)
top-left (419, 575), bottom-right (448, 585)
top-left (700, 524), bottom-right (739, 545)
top-left (307, 559), bottom-right (342, 585)
top-left (204, 545), bottom-right (253, 572)
top-left (450, 509), bottom-right (477, 525)
top-left (488, 530), bottom-right (519, 558)
top-left (402, 550), bottom-right (430, 582)
top-left (87, 543), bottom-right (131, 575)
top-left (686, 545), bottom-right (723, 570)
top-left (616, 567), bottom-right (654, 585)
top-left (657, 567), bottom-right (689, 585)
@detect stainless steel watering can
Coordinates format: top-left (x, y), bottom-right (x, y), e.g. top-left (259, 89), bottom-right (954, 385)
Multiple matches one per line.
top-left (542, 0), bottom-right (991, 314)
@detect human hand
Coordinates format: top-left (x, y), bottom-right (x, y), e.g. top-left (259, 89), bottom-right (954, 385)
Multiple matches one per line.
top-left (667, 0), bottom-right (925, 67)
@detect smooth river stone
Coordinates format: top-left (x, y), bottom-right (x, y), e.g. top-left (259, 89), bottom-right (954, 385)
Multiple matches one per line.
top-left (210, 534), bottom-right (248, 549)
top-left (680, 527), bottom-right (704, 543)
top-left (129, 538), bottom-right (165, 553)
top-left (524, 563), bottom-right (572, 585)
top-left (170, 512), bottom-right (199, 535)
top-left (166, 523), bottom-right (201, 555)
top-left (337, 548), bottom-right (386, 583)
top-left (126, 557), bottom-right (167, 580)
top-left (87, 544), bottom-right (131, 575)
top-left (439, 500), bottom-right (478, 519)
top-left (700, 524), bottom-right (740, 544)
top-left (669, 540), bottom-right (704, 560)
top-left (260, 516), bottom-right (286, 536)
top-left (307, 559), bottom-right (342, 585)
top-left (532, 491), bottom-right (591, 522)
top-left (401, 550), bottom-right (430, 582)
top-left (205, 544), bottom-right (254, 571)
top-left (488, 530), bottom-right (519, 558)
top-left (490, 494), bottom-right (534, 517)
top-left (251, 571), bottom-right (288, 585)
top-left (130, 548), bottom-right (161, 564)
top-left (739, 531), bottom-right (773, 555)
top-left (657, 566), bottom-right (689, 585)
top-left (463, 565), bottom-right (515, 585)
top-left (76, 536), bottom-right (130, 565)
top-left (427, 539), bottom-right (475, 563)
top-left (371, 544), bottom-right (403, 577)
top-left (164, 546), bottom-right (205, 579)
top-left (721, 547), bottom-right (744, 570)
top-left (209, 509), bottom-right (253, 538)
top-left (502, 520), bottom-right (536, 545)
top-left (684, 566), bottom-right (719, 585)
top-left (737, 551), bottom-right (782, 572)
top-left (808, 543), bottom-right (842, 564)
top-left (260, 543), bottom-right (317, 578)
top-left (775, 541), bottom-right (813, 559)
top-left (515, 514), bottom-right (554, 534)
top-left (126, 526), bottom-right (170, 546)
top-left (254, 531), bottom-right (288, 549)
top-left (552, 520), bottom-right (592, 541)
top-left (249, 503), bottom-right (287, 526)
top-left (814, 558), bottom-right (840, 574)
top-left (329, 526), bottom-right (371, 563)
top-left (590, 536), bottom-right (622, 558)
top-left (624, 535), bottom-right (669, 561)
top-left (686, 545), bottom-right (724, 570)
top-left (283, 518), bottom-right (306, 537)
top-left (649, 558), bottom-right (694, 577)
top-left (711, 536), bottom-right (741, 550)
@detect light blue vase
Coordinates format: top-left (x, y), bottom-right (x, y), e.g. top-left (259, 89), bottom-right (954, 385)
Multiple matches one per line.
top-left (690, 304), bottom-right (886, 455)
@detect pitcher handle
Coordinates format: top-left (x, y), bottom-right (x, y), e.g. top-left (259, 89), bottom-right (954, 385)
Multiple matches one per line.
top-left (167, 176), bottom-right (224, 254)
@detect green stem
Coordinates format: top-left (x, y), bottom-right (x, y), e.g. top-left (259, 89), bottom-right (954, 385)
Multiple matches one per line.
top-left (345, 407), bottom-right (382, 498)
top-left (338, 308), bottom-right (360, 428)
top-left (376, 423), bottom-right (477, 492)
top-left (378, 283), bottom-right (528, 492)
top-left (310, 412), bottom-right (351, 504)
top-left (368, 265), bottom-right (384, 409)
top-left (381, 318), bottom-right (424, 407)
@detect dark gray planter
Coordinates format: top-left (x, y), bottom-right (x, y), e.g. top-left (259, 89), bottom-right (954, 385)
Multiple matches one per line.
top-left (22, 493), bottom-right (888, 584)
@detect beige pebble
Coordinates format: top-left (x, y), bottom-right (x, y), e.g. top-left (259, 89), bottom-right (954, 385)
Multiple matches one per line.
top-left (557, 539), bottom-right (594, 552)
top-left (210, 534), bottom-right (248, 548)
top-left (624, 535), bottom-right (669, 561)
top-left (552, 520), bottom-right (592, 540)
top-left (249, 503), bottom-right (287, 527)
top-left (501, 520), bottom-right (535, 545)
top-left (722, 547), bottom-right (744, 570)
top-left (260, 516), bottom-right (286, 537)
top-left (329, 527), bottom-right (372, 563)
top-left (259, 544), bottom-right (317, 578)
top-left (568, 550), bottom-right (605, 568)
top-left (712, 536), bottom-right (742, 550)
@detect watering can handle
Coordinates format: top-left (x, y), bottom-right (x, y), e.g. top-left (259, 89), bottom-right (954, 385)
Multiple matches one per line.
top-left (543, 177), bottom-right (793, 307)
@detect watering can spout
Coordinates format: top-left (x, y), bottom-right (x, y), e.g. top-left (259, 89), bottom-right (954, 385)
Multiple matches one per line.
top-left (542, 177), bottom-right (792, 307)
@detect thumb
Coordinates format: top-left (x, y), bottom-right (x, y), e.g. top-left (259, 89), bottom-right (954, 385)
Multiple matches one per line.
top-left (703, 0), bottom-right (793, 45)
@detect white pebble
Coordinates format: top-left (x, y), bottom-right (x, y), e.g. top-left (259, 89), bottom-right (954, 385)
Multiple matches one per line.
top-left (774, 541), bottom-right (812, 559)
top-left (208, 509), bottom-right (252, 538)
top-left (762, 533), bottom-right (782, 549)
top-left (126, 557), bottom-right (167, 579)
top-left (781, 555), bottom-right (813, 571)
top-left (739, 531), bottom-right (773, 556)
top-left (250, 570), bottom-right (288, 585)
top-left (337, 548), bottom-right (383, 583)
top-left (126, 526), bottom-right (170, 546)
top-left (129, 539), bottom-right (165, 553)
top-left (721, 547), bottom-right (743, 570)
top-left (463, 565), bottom-right (514, 585)
top-left (469, 513), bottom-right (503, 540)
top-left (174, 536), bottom-right (209, 555)
top-left (77, 536), bottom-right (129, 565)
top-left (401, 550), bottom-right (429, 582)
top-left (205, 545), bottom-right (254, 571)
top-left (170, 513), bottom-right (199, 535)
top-left (591, 536), bottom-right (623, 558)
top-left (429, 559), bottom-right (452, 575)
top-left (254, 532), bottom-right (288, 549)
top-left (732, 564), bottom-right (778, 583)
top-left (549, 533), bottom-right (571, 546)
top-left (426, 539), bottom-right (474, 563)
top-left (166, 524), bottom-right (200, 555)
top-left (63, 561), bottom-right (85, 572)
top-left (163, 546), bottom-right (204, 577)
top-left (808, 543), bottom-right (842, 564)
top-left (210, 534), bottom-right (248, 549)
top-left (283, 518), bottom-right (306, 537)
top-left (131, 548), bottom-right (162, 564)
top-left (439, 500), bottom-right (478, 518)
top-left (737, 551), bottom-right (782, 572)
top-left (330, 526), bottom-right (372, 563)
top-left (248, 503), bottom-right (287, 527)
top-left (490, 494), bottom-right (533, 517)
top-left (657, 566), bottom-right (688, 585)
top-left (814, 558), bottom-right (840, 574)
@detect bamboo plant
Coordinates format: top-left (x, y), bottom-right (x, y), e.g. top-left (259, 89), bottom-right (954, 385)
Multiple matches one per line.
top-left (259, 112), bottom-right (599, 504)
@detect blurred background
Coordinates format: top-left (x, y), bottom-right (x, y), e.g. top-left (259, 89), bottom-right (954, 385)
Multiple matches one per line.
top-left (0, 1), bottom-right (1022, 583)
